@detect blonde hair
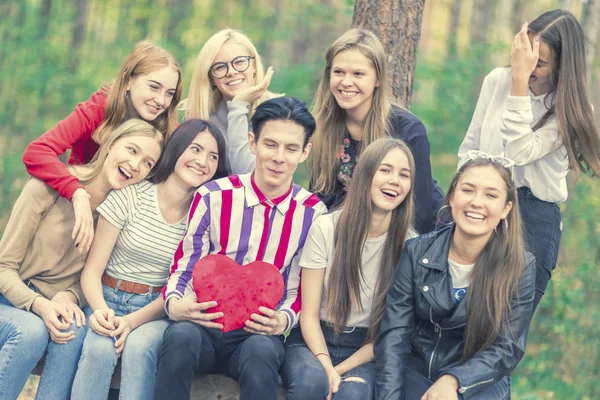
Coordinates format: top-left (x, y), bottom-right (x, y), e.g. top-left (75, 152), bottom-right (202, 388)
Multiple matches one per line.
top-left (93, 41), bottom-right (182, 145)
top-left (73, 119), bottom-right (164, 184)
top-left (310, 28), bottom-right (392, 194)
top-left (185, 29), bottom-right (270, 120)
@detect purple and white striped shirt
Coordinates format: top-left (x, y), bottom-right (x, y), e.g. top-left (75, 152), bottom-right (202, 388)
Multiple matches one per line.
top-left (163, 173), bottom-right (327, 330)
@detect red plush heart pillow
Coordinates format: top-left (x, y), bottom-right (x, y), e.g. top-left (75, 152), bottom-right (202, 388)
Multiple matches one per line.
top-left (192, 254), bottom-right (284, 332)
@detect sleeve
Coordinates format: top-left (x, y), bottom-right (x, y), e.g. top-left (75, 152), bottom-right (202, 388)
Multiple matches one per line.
top-left (299, 215), bottom-right (330, 270)
top-left (96, 184), bottom-right (138, 229)
top-left (0, 179), bottom-right (57, 310)
top-left (277, 203), bottom-right (328, 331)
top-left (66, 281), bottom-right (86, 308)
top-left (374, 247), bottom-right (418, 400)
top-left (21, 90), bottom-right (107, 200)
top-left (500, 96), bottom-right (562, 165)
top-left (457, 72), bottom-right (494, 169)
top-left (397, 116), bottom-right (436, 234)
top-left (226, 101), bottom-right (255, 174)
top-left (163, 191), bottom-right (212, 303)
top-left (446, 256), bottom-right (536, 397)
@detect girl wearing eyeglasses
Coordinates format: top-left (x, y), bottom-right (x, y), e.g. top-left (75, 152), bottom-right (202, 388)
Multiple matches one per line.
top-left (185, 29), bottom-right (277, 174)
top-left (376, 156), bottom-right (535, 400)
top-left (457, 10), bottom-right (600, 311)
top-left (309, 28), bottom-right (444, 234)
top-left (22, 41), bottom-right (182, 257)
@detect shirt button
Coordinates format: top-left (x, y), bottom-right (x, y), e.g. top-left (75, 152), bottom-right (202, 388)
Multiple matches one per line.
top-left (423, 258), bottom-right (429, 264)
top-left (423, 285), bottom-right (429, 292)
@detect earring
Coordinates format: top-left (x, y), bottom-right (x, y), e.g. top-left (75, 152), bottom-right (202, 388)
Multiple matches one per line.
top-left (504, 219), bottom-right (508, 229)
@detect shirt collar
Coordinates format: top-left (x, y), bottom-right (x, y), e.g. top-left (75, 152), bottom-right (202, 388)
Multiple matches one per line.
top-left (245, 172), bottom-right (294, 214)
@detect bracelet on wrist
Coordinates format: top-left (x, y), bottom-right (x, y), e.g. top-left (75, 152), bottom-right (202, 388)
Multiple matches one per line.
top-left (315, 352), bottom-right (330, 359)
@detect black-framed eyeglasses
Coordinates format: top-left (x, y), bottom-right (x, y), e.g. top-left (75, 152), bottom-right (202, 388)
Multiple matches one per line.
top-left (209, 56), bottom-right (255, 79)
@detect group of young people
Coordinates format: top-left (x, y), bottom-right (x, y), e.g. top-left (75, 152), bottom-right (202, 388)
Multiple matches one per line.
top-left (0, 8), bottom-right (598, 400)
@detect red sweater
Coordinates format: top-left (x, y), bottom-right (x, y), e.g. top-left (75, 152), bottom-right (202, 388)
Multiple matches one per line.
top-left (22, 90), bottom-right (106, 200)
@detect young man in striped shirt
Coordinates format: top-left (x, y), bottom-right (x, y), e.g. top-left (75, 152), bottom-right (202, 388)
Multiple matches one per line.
top-left (153, 97), bottom-right (327, 400)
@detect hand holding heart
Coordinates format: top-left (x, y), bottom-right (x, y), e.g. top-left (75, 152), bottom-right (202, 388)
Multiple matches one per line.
top-left (167, 294), bottom-right (224, 330)
top-left (192, 255), bottom-right (285, 333)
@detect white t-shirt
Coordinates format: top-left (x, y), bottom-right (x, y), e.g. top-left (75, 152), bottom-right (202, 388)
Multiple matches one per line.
top-left (448, 258), bottom-right (474, 303)
top-left (97, 180), bottom-right (187, 287)
top-left (300, 210), bottom-right (417, 327)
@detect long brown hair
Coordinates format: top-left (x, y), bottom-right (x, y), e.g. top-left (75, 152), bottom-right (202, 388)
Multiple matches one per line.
top-left (528, 10), bottom-right (600, 179)
top-left (444, 159), bottom-right (526, 361)
top-left (325, 138), bottom-right (415, 342)
top-left (94, 41), bottom-right (182, 145)
top-left (310, 28), bottom-right (392, 195)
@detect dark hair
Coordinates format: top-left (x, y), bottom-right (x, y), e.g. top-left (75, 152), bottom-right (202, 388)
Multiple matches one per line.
top-left (150, 119), bottom-right (229, 184)
top-left (250, 97), bottom-right (316, 147)
top-left (528, 9), bottom-right (600, 179)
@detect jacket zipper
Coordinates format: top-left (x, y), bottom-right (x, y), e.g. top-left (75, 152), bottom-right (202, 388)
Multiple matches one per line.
top-left (458, 378), bottom-right (495, 394)
top-left (428, 308), bottom-right (442, 379)
top-left (427, 308), bottom-right (467, 380)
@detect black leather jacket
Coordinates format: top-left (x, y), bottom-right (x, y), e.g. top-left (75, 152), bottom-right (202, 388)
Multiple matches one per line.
top-left (374, 226), bottom-right (535, 399)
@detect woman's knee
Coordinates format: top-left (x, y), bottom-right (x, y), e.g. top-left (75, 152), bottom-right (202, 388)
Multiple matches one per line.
top-left (79, 331), bottom-right (118, 364)
top-left (334, 377), bottom-right (374, 400)
top-left (240, 335), bottom-right (282, 360)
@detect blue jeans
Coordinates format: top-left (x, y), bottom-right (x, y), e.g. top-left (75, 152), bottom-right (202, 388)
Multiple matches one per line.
top-left (518, 187), bottom-right (562, 312)
top-left (71, 285), bottom-right (168, 400)
top-left (0, 291), bottom-right (90, 400)
top-left (153, 322), bottom-right (285, 400)
top-left (281, 323), bottom-right (377, 400)
top-left (403, 366), bottom-right (510, 399)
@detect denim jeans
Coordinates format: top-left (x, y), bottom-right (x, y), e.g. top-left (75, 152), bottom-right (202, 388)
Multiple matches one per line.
top-left (281, 323), bottom-right (377, 400)
top-left (403, 366), bottom-right (510, 399)
top-left (0, 291), bottom-right (90, 400)
top-left (71, 284), bottom-right (169, 400)
top-left (518, 187), bottom-right (562, 312)
top-left (153, 322), bottom-right (285, 400)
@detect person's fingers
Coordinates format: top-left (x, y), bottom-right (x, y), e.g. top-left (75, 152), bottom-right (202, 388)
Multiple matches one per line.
top-left (71, 306), bottom-right (83, 328)
top-left (112, 322), bottom-right (126, 336)
top-left (197, 320), bottom-right (224, 330)
top-left (46, 320), bottom-right (74, 339)
top-left (532, 35), bottom-right (540, 58)
top-left (72, 218), bottom-right (82, 241)
top-left (250, 312), bottom-right (273, 326)
top-left (90, 316), bottom-right (114, 336)
top-left (52, 306), bottom-right (72, 328)
top-left (199, 311), bottom-right (223, 321)
top-left (332, 377), bottom-right (341, 394)
top-left (244, 319), bottom-right (270, 334)
top-left (114, 331), bottom-right (129, 352)
top-left (107, 309), bottom-right (115, 327)
top-left (195, 301), bottom-right (218, 311)
top-left (257, 306), bottom-right (275, 317)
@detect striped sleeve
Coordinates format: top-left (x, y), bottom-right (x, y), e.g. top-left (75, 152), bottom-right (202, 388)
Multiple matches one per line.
top-left (277, 199), bottom-right (328, 331)
top-left (163, 190), bottom-right (212, 302)
top-left (96, 184), bottom-right (138, 229)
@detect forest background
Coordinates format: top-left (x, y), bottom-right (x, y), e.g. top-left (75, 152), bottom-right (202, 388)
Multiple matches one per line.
top-left (1, 0), bottom-right (599, 399)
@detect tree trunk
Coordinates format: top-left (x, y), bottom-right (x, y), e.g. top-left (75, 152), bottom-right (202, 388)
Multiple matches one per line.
top-left (352, 0), bottom-right (425, 108)
top-left (70, 0), bottom-right (89, 73)
top-left (39, 0), bottom-right (52, 39)
top-left (583, 0), bottom-right (600, 85)
top-left (166, 0), bottom-right (193, 49)
top-left (469, 0), bottom-right (495, 99)
top-left (447, 0), bottom-right (462, 59)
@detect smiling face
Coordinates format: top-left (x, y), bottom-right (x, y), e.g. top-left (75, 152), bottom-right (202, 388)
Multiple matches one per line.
top-left (249, 119), bottom-right (311, 199)
top-left (173, 130), bottom-right (220, 189)
top-left (211, 41), bottom-right (255, 101)
top-left (329, 48), bottom-right (379, 120)
top-left (127, 66), bottom-right (179, 121)
top-left (527, 33), bottom-right (554, 96)
top-left (450, 165), bottom-right (513, 240)
top-left (104, 135), bottom-right (162, 189)
top-left (370, 147), bottom-right (412, 216)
